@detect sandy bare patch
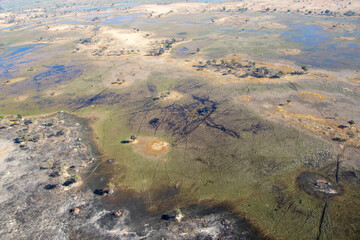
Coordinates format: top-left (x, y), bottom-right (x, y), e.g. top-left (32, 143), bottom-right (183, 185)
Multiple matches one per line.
top-left (266, 34), bottom-right (280, 38)
top-left (238, 96), bottom-right (251, 102)
top-left (15, 96), bottom-right (28, 102)
top-left (4, 77), bottom-right (27, 85)
top-left (262, 22), bottom-right (287, 29)
top-left (299, 91), bottom-right (336, 102)
top-left (157, 91), bottom-right (183, 101)
top-left (212, 15), bottom-right (249, 25)
top-left (278, 49), bottom-right (301, 55)
top-left (102, 27), bottom-right (154, 52)
top-left (75, 25), bottom-right (170, 57)
top-left (147, 141), bottom-right (169, 153)
top-left (46, 89), bottom-right (63, 97)
top-left (131, 136), bottom-right (170, 159)
top-left (337, 36), bottom-right (356, 41)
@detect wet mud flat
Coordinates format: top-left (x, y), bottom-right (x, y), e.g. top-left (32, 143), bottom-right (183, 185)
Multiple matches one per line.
top-left (0, 112), bottom-right (263, 239)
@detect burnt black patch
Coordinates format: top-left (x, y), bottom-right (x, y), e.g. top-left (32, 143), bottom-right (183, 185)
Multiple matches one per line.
top-left (296, 172), bottom-right (343, 199)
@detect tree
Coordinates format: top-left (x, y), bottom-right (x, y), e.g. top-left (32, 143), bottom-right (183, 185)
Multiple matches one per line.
top-left (348, 120), bottom-right (355, 125)
top-left (344, 10), bottom-right (356, 16)
top-left (20, 134), bottom-right (27, 142)
top-left (0, 116), bottom-right (4, 119)
top-left (17, 114), bottom-right (22, 119)
top-left (196, 48), bottom-right (200, 53)
top-left (301, 65), bottom-right (309, 71)
top-left (130, 135), bottom-right (137, 141)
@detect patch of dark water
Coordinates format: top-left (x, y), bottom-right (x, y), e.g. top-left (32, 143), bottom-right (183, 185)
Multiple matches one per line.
top-left (282, 23), bottom-right (331, 48)
top-left (278, 16), bottom-right (360, 69)
top-left (100, 14), bottom-right (140, 25)
top-left (32, 65), bottom-right (82, 89)
top-left (283, 43), bottom-right (360, 69)
top-left (0, 44), bottom-right (46, 79)
top-left (175, 46), bottom-right (191, 57)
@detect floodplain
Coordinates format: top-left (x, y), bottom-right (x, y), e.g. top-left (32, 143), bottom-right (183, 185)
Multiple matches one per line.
top-left (0, 0), bottom-right (360, 239)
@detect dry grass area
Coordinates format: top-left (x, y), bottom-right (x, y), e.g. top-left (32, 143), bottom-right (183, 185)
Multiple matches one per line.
top-left (298, 91), bottom-right (336, 102)
top-left (278, 49), bottom-right (301, 55)
top-left (273, 106), bottom-right (360, 149)
top-left (347, 76), bottom-right (360, 84)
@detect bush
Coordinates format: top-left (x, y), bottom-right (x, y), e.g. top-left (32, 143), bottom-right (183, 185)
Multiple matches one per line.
top-left (0, 116), bottom-right (4, 119)
top-left (73, 174), bottom-right (80, 182)
top-left (301, 65), bottom-right (309, 71)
